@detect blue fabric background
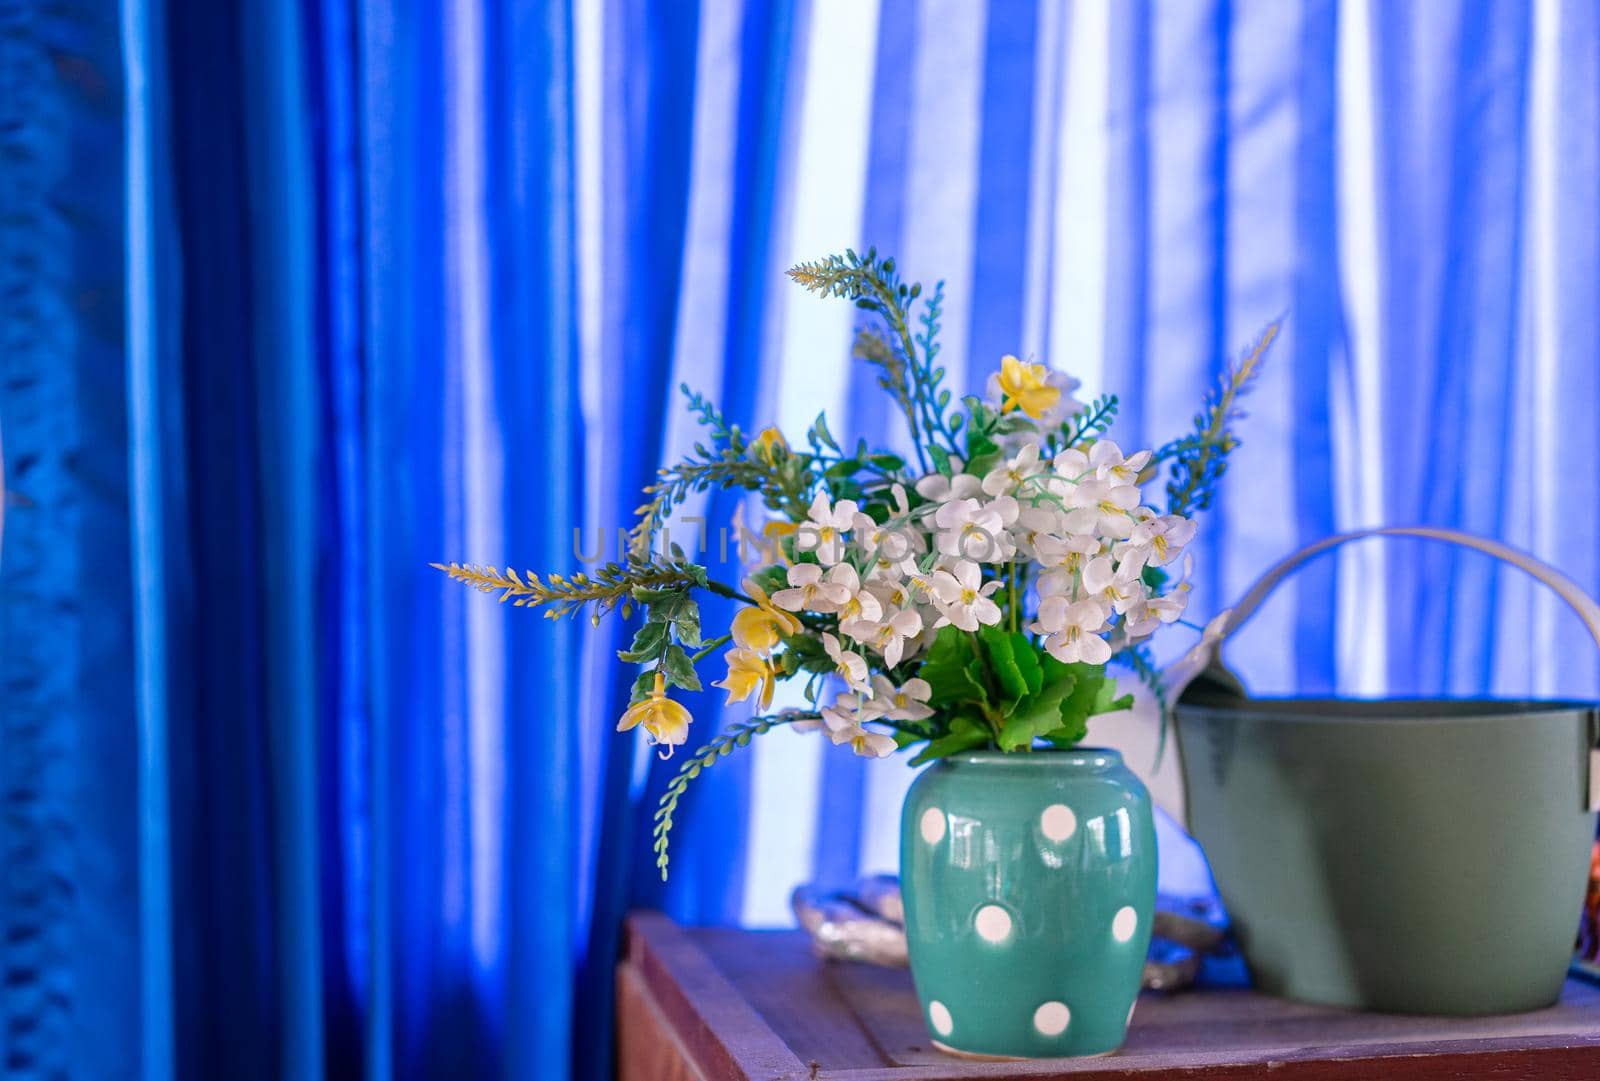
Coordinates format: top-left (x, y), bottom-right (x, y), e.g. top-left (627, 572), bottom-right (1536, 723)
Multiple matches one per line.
top-left (2, 0), bottom-right (1598, 1077)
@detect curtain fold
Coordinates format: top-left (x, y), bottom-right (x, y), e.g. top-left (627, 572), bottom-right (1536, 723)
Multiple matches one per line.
top-left (4, 0), bottom-right (1600, 1078)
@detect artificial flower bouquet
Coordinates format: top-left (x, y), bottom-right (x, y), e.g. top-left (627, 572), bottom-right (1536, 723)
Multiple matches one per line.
top-left (438, 250), bottom-right (1275, 878)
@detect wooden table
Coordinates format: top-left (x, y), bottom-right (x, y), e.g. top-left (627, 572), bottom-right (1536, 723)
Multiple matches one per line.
top-left (617, 911), bottom-right (1600, 1080)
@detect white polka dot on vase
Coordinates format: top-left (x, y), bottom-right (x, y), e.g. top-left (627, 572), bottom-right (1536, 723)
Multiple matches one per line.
top-left (1040, 803), bottom-right (1076, 843)
top-left (1112, 906), bottom-right (1138, 943)
top-left (974, 904), bottom-right (1013, 944)
top-left (920, 806), bottom-right (946, 845)
top-left (1033, 1001), bottom-right (1071, 1036)
top-left (929, 1000), bottom-right (953, 1036)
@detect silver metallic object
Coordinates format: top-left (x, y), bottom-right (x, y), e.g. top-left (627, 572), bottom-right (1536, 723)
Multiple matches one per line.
top-left (792, 879), bottom-right (1228, 991)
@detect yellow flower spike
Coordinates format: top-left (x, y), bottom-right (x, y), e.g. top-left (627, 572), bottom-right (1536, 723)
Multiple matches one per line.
top-left (997, 354), bottom-right (1061, 420)
top-left (752, 426), bottom-right (788, 465)
top-left (617, 670), bottom-right (693, 750)
top-left (712, 648), bottom-right (777, 711)
top-left (730, 577), bottom-right (802, 654)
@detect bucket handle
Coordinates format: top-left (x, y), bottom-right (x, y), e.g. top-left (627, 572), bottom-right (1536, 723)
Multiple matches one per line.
top-left (1163, 526), bottom-right (1600, 811)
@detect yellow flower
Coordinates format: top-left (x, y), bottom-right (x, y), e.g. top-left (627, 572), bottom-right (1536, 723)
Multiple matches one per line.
top-left (752, 426), bottom-right (788, 465)
top-left (617, 671), bottom-right (693, 749)
top-left (730, 577), bottom-right (802, 654)
top-left (760, 519), bottom-right (798, 565)
top-left (712, 648), bottom-right (777, 710)
top-left (997, 355), bottom-right (1061, 420)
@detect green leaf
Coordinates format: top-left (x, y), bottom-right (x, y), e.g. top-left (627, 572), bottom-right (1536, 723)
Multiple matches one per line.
top-left (910, 715), bottom-right (992, 766)
top-left (1092, 675), bottom-right (1135, 716)
top-left (965, 431), bottom-right (1003, 477)
top-left (929, 444), bottom-right (953, 478)
top-left (659, 644), bottom-right (702, 691)
top-left (918, 626), bottom-right (988, 707)
top-left (644, 591), bottom-right (690, 624)
top-left (977, 627), bottom-right (1044, 710)
top-left (629, 668), bottom-right (656, 703)
top-left (617, 620), bottom-right (668, 663)
top-left (966, 430), bottom-right (999, 462)
top-left (670, 597), bottom-right (702, 647)
top-left (869, 454), bottom-right (905, 471)
top-left (999, 672), bottom-right (1077, 751)
top-left (810, 412), bottom-right (841, 452)
top-left (1039, 666), bottom-right (1130, 749)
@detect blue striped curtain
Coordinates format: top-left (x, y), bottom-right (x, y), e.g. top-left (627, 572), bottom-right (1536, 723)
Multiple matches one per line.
top-left (2, 0), bottom-right (1599, 1078)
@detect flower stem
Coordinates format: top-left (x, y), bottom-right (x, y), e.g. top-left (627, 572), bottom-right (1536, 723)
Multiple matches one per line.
top-left (704, 579), bottom-right (757, 606)
top-left (690, 634), bottom-right (733, 662)
top-left (1008, 561), bottom-right (1019, 633)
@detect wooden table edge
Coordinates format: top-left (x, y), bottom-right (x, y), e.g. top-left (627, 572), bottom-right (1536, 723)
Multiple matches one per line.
top-left (621, 913), bottom-right (1600, 1080)
top-left (623, 911), bottom-right (817, 1081)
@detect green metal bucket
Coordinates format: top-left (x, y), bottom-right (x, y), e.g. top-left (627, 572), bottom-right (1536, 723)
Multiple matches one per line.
top-left (1168, 528), bottom-right (1600, 1015)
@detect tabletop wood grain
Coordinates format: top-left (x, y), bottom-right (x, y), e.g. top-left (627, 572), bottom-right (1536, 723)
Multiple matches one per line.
top-left (617, 911), bottom-right (1600, 1080)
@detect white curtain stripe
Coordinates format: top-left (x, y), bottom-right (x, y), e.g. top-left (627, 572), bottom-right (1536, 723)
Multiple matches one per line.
top-left (1049, 0), bottom-right (1110, 396)
top-left (444, 0), bottom-right (506, 969)
top-left (744, 0), bottom-right (884, 926)
top-left (1019, 0), bottom-right (1068, 362)
top-left (1527, 0), bottom-right (1562, 697)
top-left (1333, 0), bottom-right (1388, 695)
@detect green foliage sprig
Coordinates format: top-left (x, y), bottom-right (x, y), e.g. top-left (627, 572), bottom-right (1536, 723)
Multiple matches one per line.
top-left (431, 557), bottom-right (715, 623)
top-left (628, 385), bottom-right (818, 560)
top-left (1158, 320), bottom-right (1280, 516)
top-left (652, 712), bottom-right (810, 880)
top-left (788, 249), bottom-right (959, 470)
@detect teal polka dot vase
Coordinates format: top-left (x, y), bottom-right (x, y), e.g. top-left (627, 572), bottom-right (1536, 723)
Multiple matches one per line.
top-left (900, 748), bottom-right (1157, 1059)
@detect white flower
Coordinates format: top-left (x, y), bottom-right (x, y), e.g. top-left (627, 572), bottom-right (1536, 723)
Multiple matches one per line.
top-left (827, 563), bottom-right (883, 626)
top-left (771, 562), bottom-right (851, 613)
top-left (932, 497), bottom-right (1016, 563)
top-left (1056, 533), bottom-right (1103, 577)
top-left (871, 674), bottom-right (935, 721)
top-left (1034, 596), bottom-right (1112, 665)
top-left (1088, 440), bottom-right (1152, 486)
top-left (914, 468), bottom-right (983, 503)
top-left (795, 492), bottom-right (858, 565)
top-left (1082, 552), bottom-right (1149, 614)
top-left (828, 716), bottom-right (899, 758)
top-left (981, 443), bottom-right (1044, 497)
top-left (888, 482), bottom-right (912, 518)
top-left (849, 607), bottom-right (924, 667)
top-left (1064, 479), bottom-right (1140, 538)
top-left (1119, 552), bottom-right (1194, 639)
top-left (1012, 506), bottom-right (1068, 565)
top-left (1035, 564), bottom-right (1079, 603)
top-left (1117, 596), bottom-right (1163, 641)
top-left (929, 560), bottom-right (1003, 632)
top-left (1127, 512), bottom-right (1197, 566)
top-left (820, 693), bottom-right (900, 757)
top-left (854, 510), bottom-right (921, 575)
top-left (867, 578), bottom-right (914, 611)
top-left (822, 632), bottom-right (873, 694)
top-left (1147, 577), bottom-right (1193, 625)
top-left (1052, 446), bottom-right (1091, 480)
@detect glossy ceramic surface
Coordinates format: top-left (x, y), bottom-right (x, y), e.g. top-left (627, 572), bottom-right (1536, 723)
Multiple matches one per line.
top-left (1176, 697), bottom-right (1599, 1015)
top-left (899, 749), bottom-right (1157, 1058)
